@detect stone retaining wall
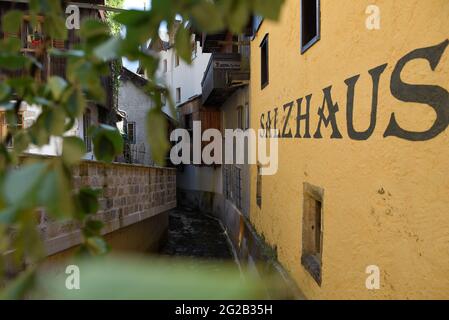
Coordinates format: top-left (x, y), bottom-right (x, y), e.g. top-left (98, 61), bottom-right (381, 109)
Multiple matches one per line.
top-left (38, 160), bottom-right (176, 256)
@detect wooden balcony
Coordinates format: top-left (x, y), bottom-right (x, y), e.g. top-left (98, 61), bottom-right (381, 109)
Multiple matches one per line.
top-left (201, 53), bottom-right (250, 107)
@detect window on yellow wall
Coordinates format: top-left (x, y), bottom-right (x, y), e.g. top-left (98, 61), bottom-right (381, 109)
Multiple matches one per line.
top-left (301, 182), bottom-right (324, 286)
top-left (256, 163), bottom-right (262, 208)
top-left (260, 34), bottom-right (269, 89)
top-left (301, 0), bottom-right (320, 54)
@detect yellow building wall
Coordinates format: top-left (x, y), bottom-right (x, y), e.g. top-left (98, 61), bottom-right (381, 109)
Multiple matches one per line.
top-left (250, 0), bottom-right (449, 299)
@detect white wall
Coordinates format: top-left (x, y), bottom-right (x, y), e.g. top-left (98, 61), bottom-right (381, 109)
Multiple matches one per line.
top-left (21, 103), bottom-right (97, 160)
top-left (118, 78), bottom-right (154, 165)
top-left (156, 39), bottom-right (211, 108)
top-left (221, 87), bottom-right (251, 217)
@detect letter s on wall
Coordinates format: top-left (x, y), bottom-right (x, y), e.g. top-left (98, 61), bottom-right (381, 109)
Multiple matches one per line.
top-left (384, 39), bottom-right (449, 141)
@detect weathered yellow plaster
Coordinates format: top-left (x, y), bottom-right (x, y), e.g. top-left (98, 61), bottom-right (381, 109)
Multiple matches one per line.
top-left (250, 0), bottom-right (449, 299)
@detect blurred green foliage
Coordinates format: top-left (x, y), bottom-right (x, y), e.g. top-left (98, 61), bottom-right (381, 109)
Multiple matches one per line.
top-left (32, 255), bottom-right (267, 300)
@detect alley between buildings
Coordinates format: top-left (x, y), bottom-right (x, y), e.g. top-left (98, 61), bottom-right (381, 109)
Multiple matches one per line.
top-left (160, 208), bottom-right (238, 267)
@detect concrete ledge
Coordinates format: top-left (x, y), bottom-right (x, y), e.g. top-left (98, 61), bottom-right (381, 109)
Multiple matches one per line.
top-left (44, 201), bottom-right (176, 256)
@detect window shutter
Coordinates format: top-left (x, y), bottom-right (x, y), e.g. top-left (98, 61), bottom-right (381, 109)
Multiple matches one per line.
top-left (52, 39), bottom-right (66, 49)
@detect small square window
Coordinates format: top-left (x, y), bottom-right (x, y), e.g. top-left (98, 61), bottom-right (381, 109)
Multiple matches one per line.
top-left (127, 121), bottom-right (136, 144)
top-left (301, 0), bottom-right (320, 54)
top-left (175, 54), bottom-right (180, 67)
top-left (176, 87), bottom-right (181, 103)
top-left (301, 182), bottom-right (324, 285)
top-left (260, 34), bottom-right (269, 89)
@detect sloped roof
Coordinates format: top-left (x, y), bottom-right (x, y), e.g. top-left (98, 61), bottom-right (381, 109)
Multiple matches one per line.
top-left (120, 67), bottom-right (148, 87)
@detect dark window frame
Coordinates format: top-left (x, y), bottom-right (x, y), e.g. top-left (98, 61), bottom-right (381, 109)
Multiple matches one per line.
top-left (256, 163), bottom-right (262, 208)
top-left (300, 0), bottom-right (321, 54)
top-left (83, 109), bottom-right (92, 152)
top-left (244, 103), bottom-right (250, 130)
top-left (260, 33), bottom-right (269, 89)
top-left (127, 121), bottom-right (136, 144)
top-left (176, 87), bottom-right (181, 103)
top-left (301, 182), bottom-right (324, 286)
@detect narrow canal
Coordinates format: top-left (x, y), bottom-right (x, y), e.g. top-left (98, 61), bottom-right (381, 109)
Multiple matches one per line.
top-left (160, 208), bottom-right (236, 262)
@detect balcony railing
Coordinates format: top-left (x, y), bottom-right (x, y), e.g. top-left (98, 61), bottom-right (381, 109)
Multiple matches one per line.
top-left (201, 53), bottom-right (250, 106)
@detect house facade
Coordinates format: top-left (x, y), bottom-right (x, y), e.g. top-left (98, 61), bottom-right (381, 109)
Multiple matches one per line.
top-left (0, 2), bottom-right (177, 272)
top-left (249, 0), bottom-right (449, 299)
top-left (0, 0), bottom-right (115, 160)
top-left (118, 67), bottom-right (155, 165)
top-left (195, 30), bottom-right (252, 244)
top-left (153, 23), bottom-right (211, 109)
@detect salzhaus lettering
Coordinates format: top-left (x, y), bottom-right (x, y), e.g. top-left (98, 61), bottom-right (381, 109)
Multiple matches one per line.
top-left (260, 40), bottom-right (449, 141)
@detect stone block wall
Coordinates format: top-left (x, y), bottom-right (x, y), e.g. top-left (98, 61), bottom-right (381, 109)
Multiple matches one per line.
top-left (39, 160), bottom-right (176, 256)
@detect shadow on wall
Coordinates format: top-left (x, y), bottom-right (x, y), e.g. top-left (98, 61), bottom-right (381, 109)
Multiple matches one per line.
top-left (176, 187), bottom-right (305, 299)
top-left (177, 189), bottom-right (223, 216)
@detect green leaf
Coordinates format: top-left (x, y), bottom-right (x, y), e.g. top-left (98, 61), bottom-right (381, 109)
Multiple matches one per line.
top-left (12, 131), bottom-right (31, 154)
top-left (253, 0), bottom-right (285, 20)
top-left (0, 101), bottom-right (15, 111)
top-left (83, 219), bottom-right (104, 237)
top-left (64, 88), bottom-right (86, 118)
top-left (190, 2), bottom-right (224, 33)
top-left (48, 76), bottom-right (68, 100)
top-left (49, 48), bottom-right (85, 58)
top-left (2, 10), bottom-right (23, 34)
top-left (175, 25), bottom-right (192, 64)
top-left (81, 19), bottom-right (110, 40)
top-left (76, 188), bottom-right (100, 217)
top-left (36, 171), bottom-right (59, 216)
top-left (146, 109), bottom-right (169, 166)
top-left (85, 236), bottom-right (109, 255)
top-left (227, 0), bottom-right (250, 34)
top-left (139, 53), bottom-right (159, 77)
top-left (67, 60), bottom-right (106, 104)
top-left (44, 14), bottom-right (67, 40)
top-left (0, 54), bottom-right (29, 70)
top-left (33, 256), bottom-right (267, 299)
top-left (0, 206), bottom-right (19, 224)
top-left (62, 136), bottom-right (86, 166)
top-left (1, 37), bottom-right (22, 53)
top-left (113, 10), bottom-right (152, 27)
top-left (37, 167), bottom-right (74, 219)
top-left (0, 267), bottom-right (35, 300)
top-left (91, 125), bottom-right (124, 163)
top-left (3, 162), bottom-right (47, 205)
top-left (39, 107), bottom-right (66, 136)
top-left (94, 37), bottom-right (122, 61)
top-left (0, 83), bottom-right (11, 102)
